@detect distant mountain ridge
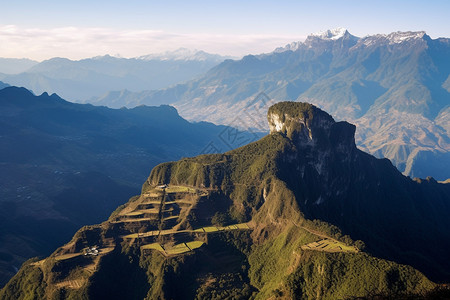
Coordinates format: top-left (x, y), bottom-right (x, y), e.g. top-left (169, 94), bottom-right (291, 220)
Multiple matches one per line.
top-left (96, 29), bottom-right (450, 180)
top-left (138, 47), bottom-right (235, 61)
top-left (0, 49), bottom-right (230, 102)
top-left (0, 80), bottom-right (9, 90)
top-left (0, 58), bottom-right (38, 74)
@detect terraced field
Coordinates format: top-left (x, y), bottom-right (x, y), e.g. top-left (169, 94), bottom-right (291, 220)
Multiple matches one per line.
top-left (123, 222), bottom-right (251, 239)
top-left (55, 279), bottom-right (85, 289)
top-left (165, 186), bottom-right (197, 193)
top-left (20, 184), bottom-right (362, 297)
top-left (141, 243), bottom-right (165, 252)
top-left (114, 185), bottom-right (254, 257)
top-left (141, 241), bottom-right (205, 256)
top-left (301, 238), bottom-right (358, 253)
top-left (112, 184), bottom-right (201, 225)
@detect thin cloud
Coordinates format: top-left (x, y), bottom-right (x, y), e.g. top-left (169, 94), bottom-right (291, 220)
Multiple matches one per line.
top-left (0, 25), bottom-right (304, 61)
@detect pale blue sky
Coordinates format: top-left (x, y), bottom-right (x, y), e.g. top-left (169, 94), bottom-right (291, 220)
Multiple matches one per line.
top-left (1, 0), bottom-right (449, 60)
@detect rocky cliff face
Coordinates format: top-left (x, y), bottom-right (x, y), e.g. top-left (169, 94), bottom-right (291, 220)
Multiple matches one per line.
top-left (268, 101), bottom-right (356, 151)
top-left (266, 104), bottom-right (450, 282)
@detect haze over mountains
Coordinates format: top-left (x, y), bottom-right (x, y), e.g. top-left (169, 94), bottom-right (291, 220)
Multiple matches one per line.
top-left (3, 102), bottom-right (449, 299)
top-left (0, 48), bottom-right (232, 102)
top-left (0, 86), bottom-right (254, 286)
top-left (0, 58), bottom-right (38, 75)
top-left (1, 27), bottom-right (449, 296)
top-left (91, 28), bottom-right (450, 180)
top-left (2, 30), bottom-right (448, 180)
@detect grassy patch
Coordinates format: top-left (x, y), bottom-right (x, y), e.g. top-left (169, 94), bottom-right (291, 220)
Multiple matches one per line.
top-left (141, 243), bottom-right (165, 253)
top-left (236, 223), bottom-right (250, 229)
top-left (203, 226), bottom-right (219, 233)
top-left (165, 243), bottom-right (190, 255)
top-left (165, 185), bottom-right (196, 194)
top-left (186, 241), bottom-right (204, 250)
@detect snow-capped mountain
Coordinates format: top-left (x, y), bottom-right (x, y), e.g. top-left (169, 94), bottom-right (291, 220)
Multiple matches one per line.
top-left (356, 31), bottom-right (429, 48)
top-left (310, 27), bottom-right (350, 40)
top-left (274, 27), bottom-right (359, 53)
top-left (273, 41), bottom-right (303, 53)
top-left (274, 28), bottom-right (428, 54)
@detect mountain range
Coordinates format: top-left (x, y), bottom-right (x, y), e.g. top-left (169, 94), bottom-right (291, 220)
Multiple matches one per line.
top-left (3, 102), bottom-right (449, 299)
top-left (92, 28), bottom-right (450, 180)
top-left (0, 49), bottom-right (231, 102)
top-left (0, 58), bottom-right (38, 75)
top-left (0, 86), bottom-right (256, 287)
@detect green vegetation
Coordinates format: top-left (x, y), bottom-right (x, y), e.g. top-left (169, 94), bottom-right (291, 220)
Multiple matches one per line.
top-left (0, 259), bottom-right (46, 300)
top-left (248, 225), bottom-right (318, 297)
top-left (268, 101), bottom-right (323, 123)
top-left (248, 225), bottom-right (434, 299)
top-left (284, 252), bottom-right (434, 299)
top-left (211, 211), bottom-right (231, 226)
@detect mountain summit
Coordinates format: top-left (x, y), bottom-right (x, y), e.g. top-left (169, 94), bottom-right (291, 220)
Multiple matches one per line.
top-left (3, 101), bottom-right (449, 299)
top-left (268, 102), bottom-right (336, 141)
top-left (275, 27), bottom-right (359, 52)
top-left (309, 27), bottom-right (352, 40)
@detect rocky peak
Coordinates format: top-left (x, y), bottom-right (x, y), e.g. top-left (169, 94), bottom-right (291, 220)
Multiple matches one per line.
top-left (354, 31), bottom-right (430, 49)
top-left (309, 27), bottom-right (352, 40)
top-left (274, 28), bottom-right (359, 53)
top-left (267, 101), bottom-right (356, 150)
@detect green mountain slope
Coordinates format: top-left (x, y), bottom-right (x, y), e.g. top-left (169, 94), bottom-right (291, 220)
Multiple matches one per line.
top-left (0, 86), bottom-right (255, 287)
top-left (3, 102), bottom-right (449, 299)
